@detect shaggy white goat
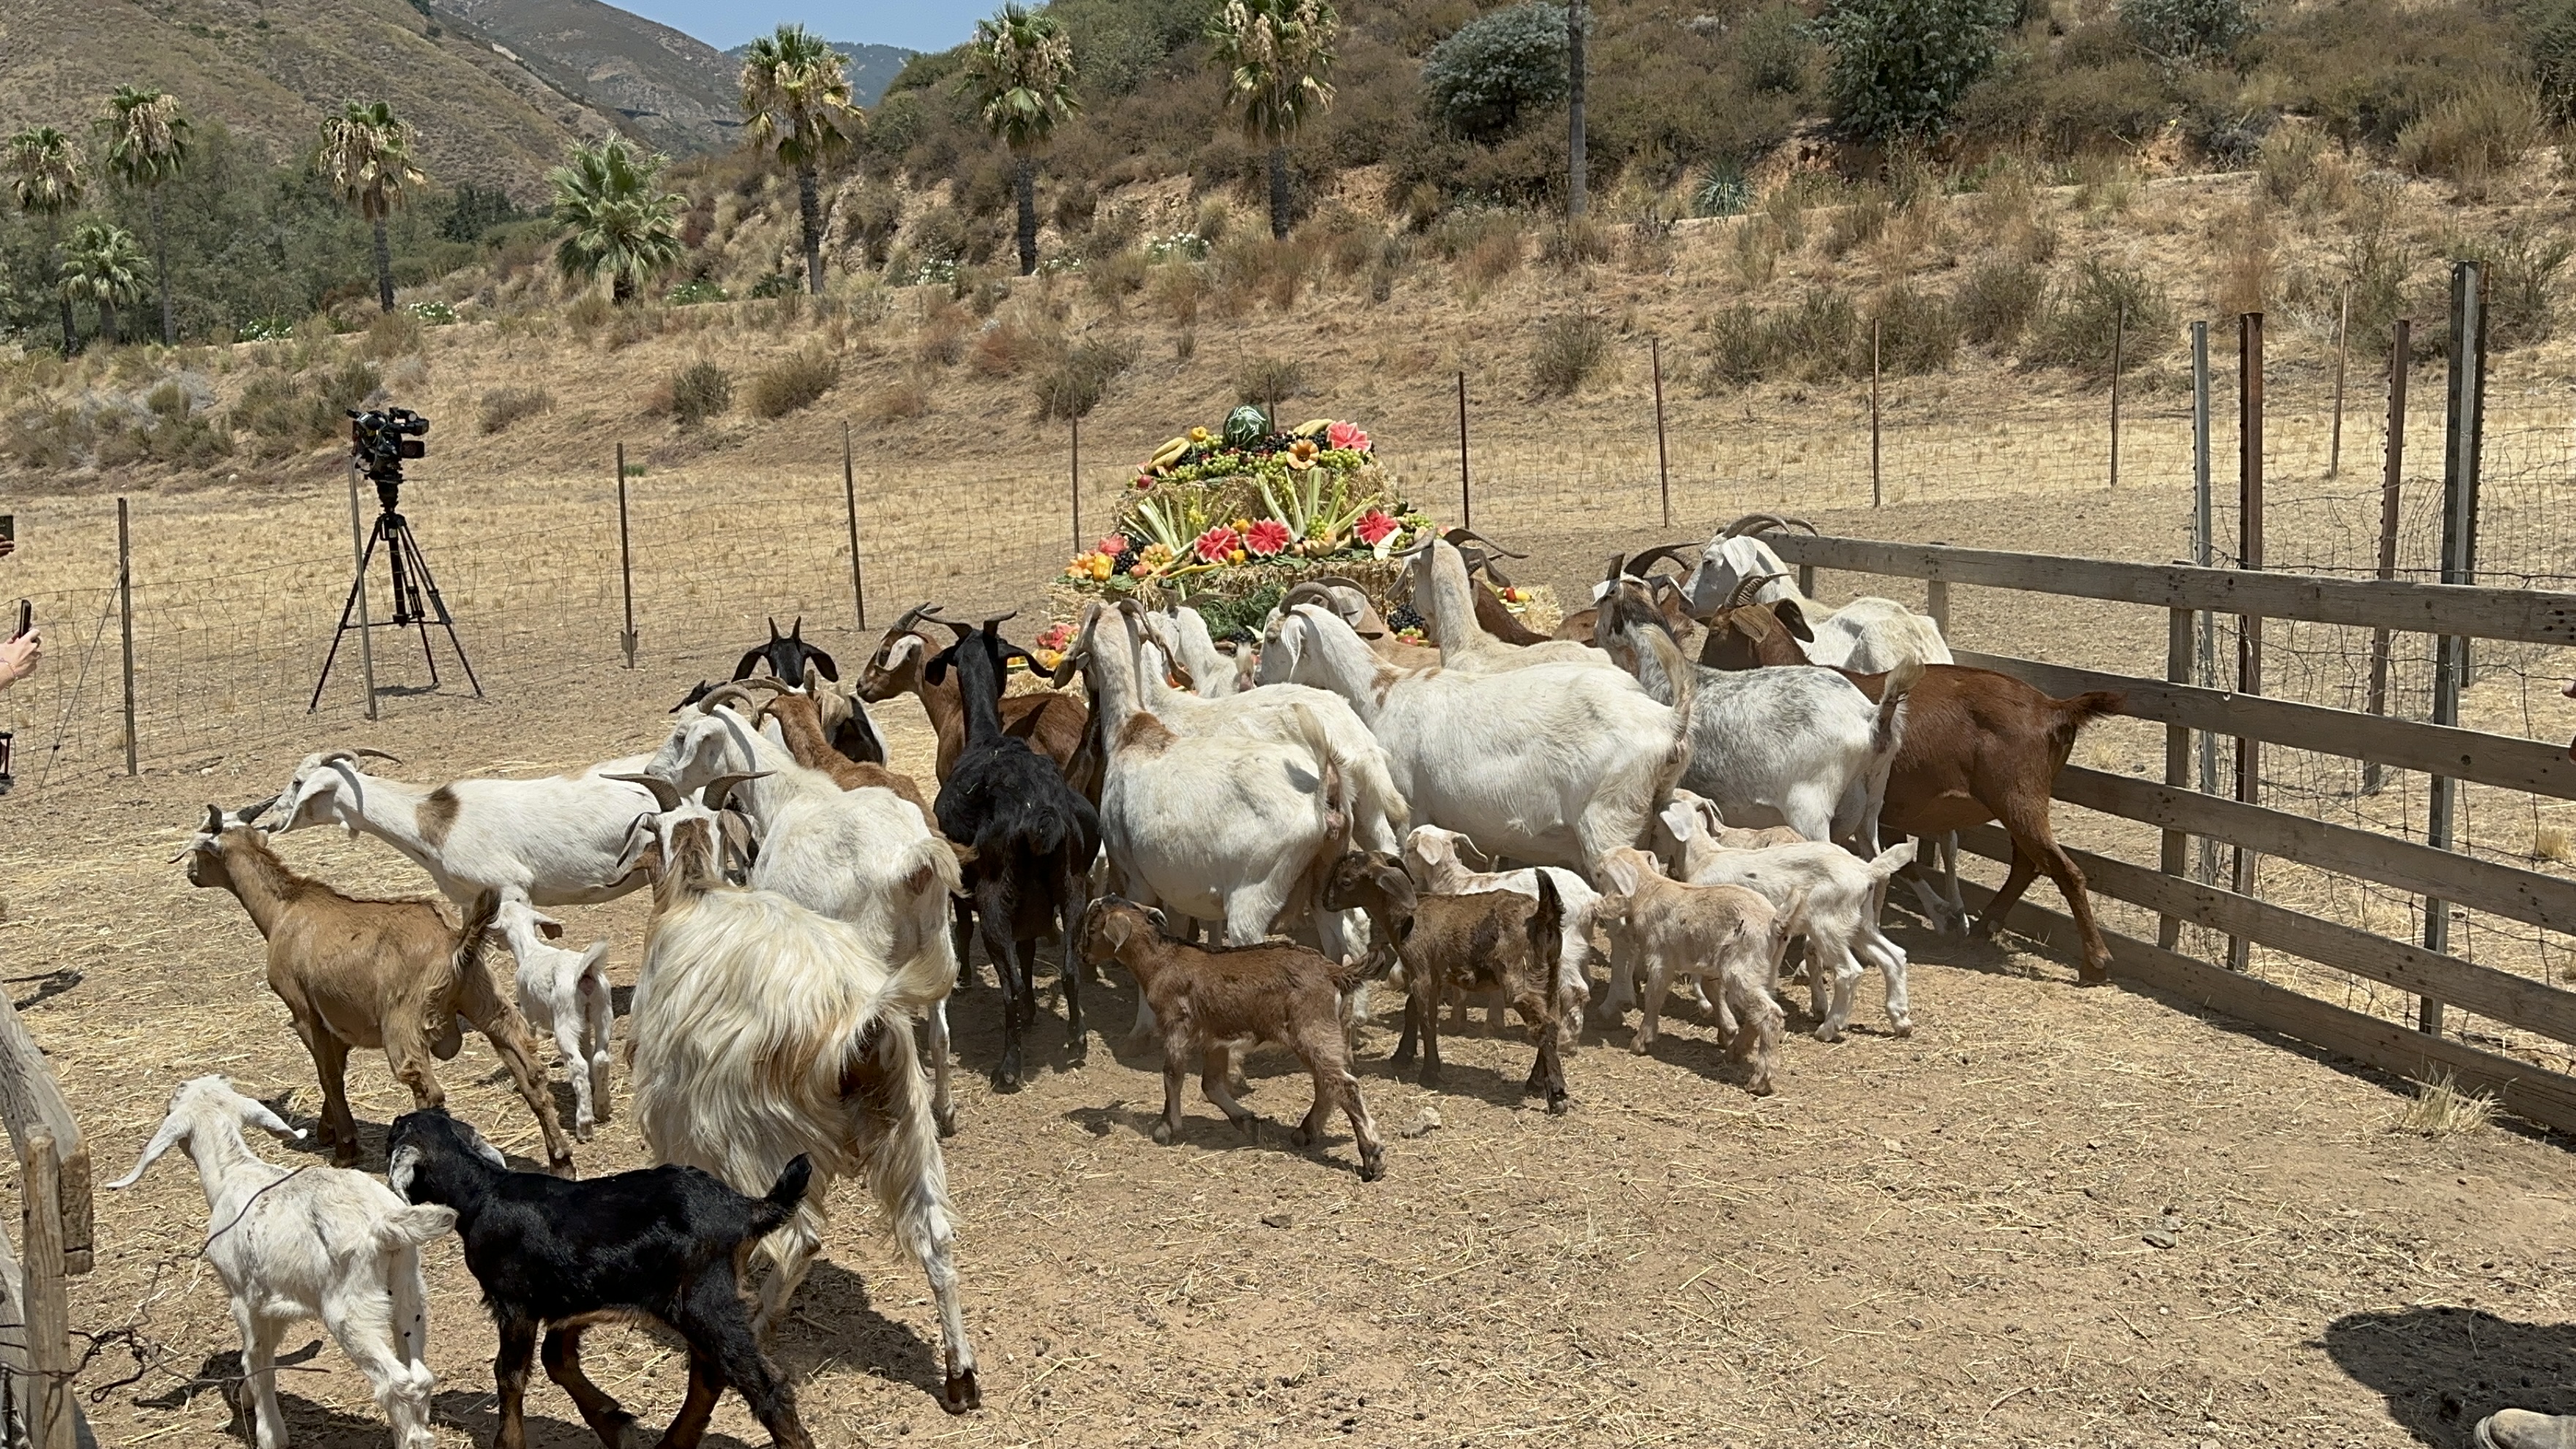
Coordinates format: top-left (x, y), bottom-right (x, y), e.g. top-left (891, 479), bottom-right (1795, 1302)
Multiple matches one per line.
top-left (111, 1077), bottom-right (453, 1449)
top-left (618, 776), bottom-right (981, 1412)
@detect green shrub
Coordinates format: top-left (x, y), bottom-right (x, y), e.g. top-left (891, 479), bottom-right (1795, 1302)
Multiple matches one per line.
top-left (407, 300), bottom-right (457, 326)
top-left (1740, 4), bottom-right (1818, 94)
top-left (2533, 0), bottom-right (2576, 121)
top-left (1233, 356), bottom-right (1309, 408)
top-left (1693, 162), bottom-right (1753, 217)
top-left (2121, 0), bottom-right (2255, 61)
top-left (1034, 340), bottom-right (1136, 420)
top-left (231, 360), bottom-right (380, 449)
top-left (1423, 3), bottom-right (1572, 141)
top-left (1540, 218), bottom-right (1612, 267)
top-left (1871, 286), bottom-right (1958, 372)
top-left (1531, 312), bottom-right (1612, 395)
top-left (747, 272), bottom-right (800, 300)
top-left (2395, 78), bottom-right (2542, 190)
top-left (2447, 225), bottom-right (2572, 348)
top-left (1775, 289), bottom-right (1862, 378)
top-left (358, 309), bottom-right (423, 360)
top-left (478, 386), bottom-right (554, 434)
top-left (1699, 304), bottom-right (1778, 389)
top-left (1958, 259), bottom-right (2045, 348)
top-left (749, 348), bottom-right (839, 419)
top-left (1810, 0), bottom-right (2016, 142)
top-left (2032, 261), bottom-right (2174, 376)
top-left (667, 279), bottom-right (729, 305)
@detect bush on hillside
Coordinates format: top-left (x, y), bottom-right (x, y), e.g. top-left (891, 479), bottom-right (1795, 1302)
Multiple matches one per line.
top-left (1871, 286), bottom-right (1958, 373)
top-left (2031, 261), bottom-right (2175, 377)
top-left (668, 362), bottom-right (733, 426)
top-left (1957, 260), bottom-right (2045, 348)
top-left (231, 360), bottom-right (381, 449)
top-left (1531, 312), bottom-right (1612, 395)
top-left (2395, 78), bottom-right (2542, 191)
top-left (1421, 3), bottom-right (1572, 141)
top-left (749, 349), bottom-right (839, 419)
top-left (2449, 225), bottom-right (2572, 348)
top-left (1233, 356), bottom-right (1309, 408)
top-left (2121, 0), bottom-right (2255, 62)
top-left (2534, 0), bottom-right (2576, 121)
top-left (1035, 340), bottom-right (1137, 421)
top-left (1810, 0), bottom-right (2016, 142)
top-left (479, 386), bottom-right (553, 435)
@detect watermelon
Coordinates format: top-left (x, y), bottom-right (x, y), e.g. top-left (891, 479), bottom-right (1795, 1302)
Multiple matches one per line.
top-left (1223, 405), bottom-right (1270, 448)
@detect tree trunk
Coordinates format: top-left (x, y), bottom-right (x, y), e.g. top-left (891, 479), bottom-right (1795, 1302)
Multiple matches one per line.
top-left (1567, 0), bottom-right (1588, 219)
top-left (1014, 153), bottom-right (1038, 277)
top-left (1267, 143), bottom-right (1291, 239)
top-left (797, 163), bottom-right (825, 295)
top-left (100, 300), bottom-right (118, 347)
top-left (46, 218), bottom-right (73, 357)
top-left (613, 269), bottom-right (634, 305)
top-left (372, 216), bottom-right (395, 312)
top-left (150, 187), bottom-right (173, 345)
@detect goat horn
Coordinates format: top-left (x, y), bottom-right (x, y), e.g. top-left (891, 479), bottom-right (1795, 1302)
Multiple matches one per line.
top-left (236, 794), bottom-right (279, 823)
top-left (891, 602), bottom-right (935, 632)
top-left (1604, 553), bottom-right (1627, 585)
top-left (698, 683), bottom-right (761, 715)
top-left (1719, 512), bottom-right (1813, 539)
top-left (1303, 574), bottom-right (1367, 594)
top-left (729, 676), bottom-right (796, 697)
top-left (935, 619), bottom-right (977, 642)
top-left (1626, 542), bottom-right (1698, 575)
top-left (702, 771), bottom-right (769, 814)
top-left (1723, 571), bottom-right (1792, 611)
top-left (981, 610), bottom-right (1019, 629)
top-left (201, 804), bottom-right (225, 836)
top-left (1442, 527), bottom-right (1526, 559)
top-left (604, 773), bottom-right (684, 812)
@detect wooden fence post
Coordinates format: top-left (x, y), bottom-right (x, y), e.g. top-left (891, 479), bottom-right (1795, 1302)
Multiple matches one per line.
top-left (114, 499), bottom-right (134, 777)
top-left (1925, 545), bottom-right (1950, 639)
top-left (1651, 337), bottom-right (1671, 527)
top-left (2192, 321), bottom-right (2220, 889)
top-left (2329, 286), bottom-right (2351, 478)
top-left (1456, 370), bottom-right (1472, 531)
top-left (2110, 302), bottom-right (2125, 491)
top-left (2423, 263), bottom-right (2487, 1038)
top-left (1870, 318), bottom-right (1883, 508)
top-left (20, 1134), bottom-right (70, 1449)
top-left (2231, 311), bottom-right (2265, 973)
top-left (2362, 317), bottom-right (2411, 796)
top-left (615, 444), bottom-right (637, 670)
top-left (843, 422), bottom-right (866, 632)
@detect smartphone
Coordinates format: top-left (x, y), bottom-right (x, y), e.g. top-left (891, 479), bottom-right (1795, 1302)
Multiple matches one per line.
top-left (10, 600), bottom-right (26, 640)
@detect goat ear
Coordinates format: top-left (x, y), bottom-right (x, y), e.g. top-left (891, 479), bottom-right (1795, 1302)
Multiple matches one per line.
top-left (805, 644), bottom-right (838, 681)
top-left (923, 648), bottom-right (952, 687)
top-left (730, 645), bottom-right (766, 682)
top-left (1775, 599), bottom-right (1813, 641)
top-left (107, 1114), bottom-right (190, 1189)
top-left (235, 1094), bottom-right (302, 1141)
top-left (460, 1120), bottom-right (508, 1169)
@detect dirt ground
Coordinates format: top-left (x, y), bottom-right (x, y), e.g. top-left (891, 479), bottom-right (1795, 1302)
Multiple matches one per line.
top-left (7, 481), bottom-right (2576, 1449)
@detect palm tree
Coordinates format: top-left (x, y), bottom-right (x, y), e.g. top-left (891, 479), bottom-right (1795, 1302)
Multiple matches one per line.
top-left (1206, 0), bottom-right (1338, 239)
top-left (103, 86), bottom-right (190, 344)
top-left (6, 127), bottom-right (85, 356)
top-left (550, 137), bottom-right (686, 303)
top-left (962, 4), bottom-right (1079, 277)
top-left (316, 100), bottom-right (426, 313)
top-left (739, 24), bottom-right (862, 296)
top-left (59, 220), bottom-right (149, 346)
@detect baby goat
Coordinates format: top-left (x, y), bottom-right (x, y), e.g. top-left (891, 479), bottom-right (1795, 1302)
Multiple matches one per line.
top-left (112, 1077), bottom-right (453, 1449)
top-left (1325, 853), bottom-right (1571, 1113)
top-left (176, 805), bottom-right (574, 1171)
top-left (492, 897), bottom-right (615, 1143)
top-left (1078, 898), bottom-right (1386, 1180)
top-left (1592, 850), bottom-right (1789, 1093)
top-left (1660, 812), bottom-right (1917, 1043)
top-left (388, 1108), bottom-right (815, 1449)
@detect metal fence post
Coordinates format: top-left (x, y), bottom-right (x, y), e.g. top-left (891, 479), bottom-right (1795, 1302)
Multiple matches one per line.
top-left (1456, 370), bottom-right (1472, 531)
top-left (1071, 417), bottom-right (1082, 554)
top-left (2329, 286), bottom-right (2351, 477)
top-left (2230, 311), bottom-right (2264, 973)
top-left (2422, 262), bottom-right (2486, 1038)
top-left (2110, 302), bottom-right (2125, 490)
top-left (1651, 337), bottom-right (1671, 528)
top-left (843, 422), bottom-right (866, 632)
top-left (2362, 317), bottom-right (2411, 795)
top-left (615, 443), bottom-right (637, 670)
top-left (114, 499), bottom-right (135, 776)
top-left (1870, 318), bottom-right (1882, 508)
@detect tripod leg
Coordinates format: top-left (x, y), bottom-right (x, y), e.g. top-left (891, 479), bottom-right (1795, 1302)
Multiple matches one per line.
top-left (389, 523), bottom-right (441, 689)
top-left (310, 526), bottom-right (389, 712)
top-left (398, 524), bottom-right (484, 699)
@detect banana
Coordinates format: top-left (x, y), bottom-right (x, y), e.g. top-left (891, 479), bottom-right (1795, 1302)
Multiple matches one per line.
top-left (1148, 436), bottom-right (1190, 467)
top-left (1293, 417), bottom-right (1334, 438)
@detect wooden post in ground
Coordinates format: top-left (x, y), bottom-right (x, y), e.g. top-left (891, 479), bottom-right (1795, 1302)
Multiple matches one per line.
top-left (2329, 286), bottom-right (2351, 477)
top-left (2192, 321), bottom-right (2219, 889)
top-left (1070, 417), bottom-right (1082, 554)
top-left (2110, 303), bottom-right (2125, 491)
top-left (1651, 337), bottom-right (1671, 527)
top-left (2423, 263), bottom-right (2487, 1038)
top-left (843, 422), bottom-right (866, 632)
top-left (1870, 318), bottom-right (1882, 508)
top-left (114, 498), bottom-right (135, 776)
top-left (615, 443), bottom-right (637, 669)
top-left (2231, 311), bottom-right (2265, 973)
top-left (18, 1134), bottom-right (70, 1449)
top-left (2362, 317), bottom-right (2411, 796)
top-left (1456, 370), bottom-right (1472, 531)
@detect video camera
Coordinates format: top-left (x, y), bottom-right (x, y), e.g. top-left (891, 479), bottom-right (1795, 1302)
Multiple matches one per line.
top-left (348, 407), bottom-right (430, 507)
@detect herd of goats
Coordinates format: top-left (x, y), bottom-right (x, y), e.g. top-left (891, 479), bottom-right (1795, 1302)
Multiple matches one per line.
top-left (110, 516), bottom-right (2128, 1448)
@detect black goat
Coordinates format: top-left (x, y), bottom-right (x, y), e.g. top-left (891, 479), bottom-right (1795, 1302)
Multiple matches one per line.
top-left (386, 1107), bottom-right (815, 1449)
top-left (734, 615), bottom-right (837, 685)
top-left (925, 610), bottom-right (1101, 1091)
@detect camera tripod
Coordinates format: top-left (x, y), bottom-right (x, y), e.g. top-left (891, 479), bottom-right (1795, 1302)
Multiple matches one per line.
top-left (309, 460), bottom-right (482, 711)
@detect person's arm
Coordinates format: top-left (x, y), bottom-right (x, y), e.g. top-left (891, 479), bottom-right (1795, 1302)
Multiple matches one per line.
top-left (0, 629), bottom-right (40, 690)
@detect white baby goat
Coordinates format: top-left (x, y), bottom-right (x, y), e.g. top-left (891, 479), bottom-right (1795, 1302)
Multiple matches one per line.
top-left (491, 898), bottom-right (616, 1142)
top-left (1661, 808), bottom-right (1918, 1042)
top-left (111, 1077), bottom-right (454, 1449)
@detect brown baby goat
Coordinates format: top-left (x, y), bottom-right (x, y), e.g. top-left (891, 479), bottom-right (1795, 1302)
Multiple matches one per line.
top-left (1077, 898), bottom-right (1386, 1180)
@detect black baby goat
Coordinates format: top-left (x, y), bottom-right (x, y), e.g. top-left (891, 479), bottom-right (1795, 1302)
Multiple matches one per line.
top-left (386, 1107), bottom-right (815, 1449)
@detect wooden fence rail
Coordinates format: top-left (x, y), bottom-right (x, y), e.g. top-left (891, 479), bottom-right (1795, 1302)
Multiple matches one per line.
top-left (1754, 531), bottom-right (2576, 1132)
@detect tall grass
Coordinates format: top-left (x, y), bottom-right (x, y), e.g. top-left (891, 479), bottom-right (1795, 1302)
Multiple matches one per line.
top-left (749, 348), bottom-right (839, 419)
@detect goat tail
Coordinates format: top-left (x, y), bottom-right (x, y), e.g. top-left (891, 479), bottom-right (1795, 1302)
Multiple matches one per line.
top-left (1865, 839), bottom-right (1919, 881)
top-left (1871, 656), bottom-right (1925, 757)
top-left (1287, 704), bottom-right (1349, 845)
top-left (841, 1011), bottom-right (954, 1265)
top-left (375, 1202), bottom-right (457, 1251)
top-left (2054, 689), bottom-right (2127, 734)
top-left (746, 1154), bottom-right (816, 1240)
top-left (885, 836), bottom-right (965, 1015)
top-left (454, 891), bottom-right (503, 976)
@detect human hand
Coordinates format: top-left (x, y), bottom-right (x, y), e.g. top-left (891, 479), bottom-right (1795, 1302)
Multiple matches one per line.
top-left (0, 629), bottom-right (39, 689)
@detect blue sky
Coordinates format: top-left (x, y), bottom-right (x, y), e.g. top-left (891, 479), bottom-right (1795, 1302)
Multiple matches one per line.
top-left (621, 1), bottom-right (990, 53)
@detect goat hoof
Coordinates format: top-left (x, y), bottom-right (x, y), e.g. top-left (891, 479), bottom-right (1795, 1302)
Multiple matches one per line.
top-left (1289, 1125), bottom-right (1316, 1147)
top-left (943, 1368), bottom-right (981, 1413)
top-left (1890, 1019), bottom-right (1914, 1038)
top-left (574, 1120), bottom-right (595, 1144)
top-left (935, 1109), bottom-right (959, 1139)
top-left (1546, 1092), bottom-right (1570, 1116)
top-left (1150, 1121), bottom-right (1175, 1145)
top-left (1358, 1154), bottom-right (1385, 1182)
top-left (1748, 1078), bottom-right (1776, 1097)
top-left (1236, 1115), bottom-right (1260, 1142)
top-left (1813, 1026), bottom-right (1841, 1044)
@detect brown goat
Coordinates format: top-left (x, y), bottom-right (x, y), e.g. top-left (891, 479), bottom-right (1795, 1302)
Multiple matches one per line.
top-left (1697, 602), bottom-right (2124, 981)
top-left (1077, 898), bottom-right (1386, 1180)
top-left (857, 604), bottom-right (1097, 800)
top-left (730, 678), bottom-right (938, 824)
top-left (1324, 852), bottom-right (1570, 1113)
top-left (177, 805), bottom-right (574, 1170)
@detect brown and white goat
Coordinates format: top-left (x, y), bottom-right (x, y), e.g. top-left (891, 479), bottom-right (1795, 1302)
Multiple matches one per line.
top-left (1077, 898), bottom-right (1386, 1180)
top-left (858, 602), bottom-right (1096, 796)
top-left (1325, 851), bottom-right (1571, 1113)
top-left (1593, 848), bottom-right (1789, 1093)
top-left (1697, 591), bottom-right (2124, 981)
top-left (176, 805), bottom-right (574, 1171)
top-left (727, 677), bottom-right (939, 823)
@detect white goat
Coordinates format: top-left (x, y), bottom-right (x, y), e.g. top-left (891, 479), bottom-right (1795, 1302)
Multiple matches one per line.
top-left (1257, 603), bottom-right (1690, 877)
top-left (639, 698), bottom-right (967, 1136)
top-left (111, 1077), bottom-right (452, 1449)
top-left (1401, 824), bottom-right (1595, 1040)
top-left (490, 898), bottom-right (615, 1142)
top-left (1671, 515), bottom-right (1954, 673)
top-left (1396, 536), bottom-right (1627, 673)
top-left (1661, 806), bottom-right (1918, 1042)
top-left (1134, 603), bottom-right (1245, 697)
top-left (1593, 850), bottom-right (1789, 1093)
top-left (618, 777), bottom-right (981, 1411)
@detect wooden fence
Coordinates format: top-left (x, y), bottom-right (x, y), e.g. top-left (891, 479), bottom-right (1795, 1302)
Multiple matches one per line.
top-left (1764, 531), bottom-right (2576, 1133)
top-left (0, 990), bottom-right (92, 1449)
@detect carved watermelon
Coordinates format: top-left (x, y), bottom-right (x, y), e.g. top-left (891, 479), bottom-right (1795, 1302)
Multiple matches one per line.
top-left (1223, 405), bottom-right (1270, 448)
